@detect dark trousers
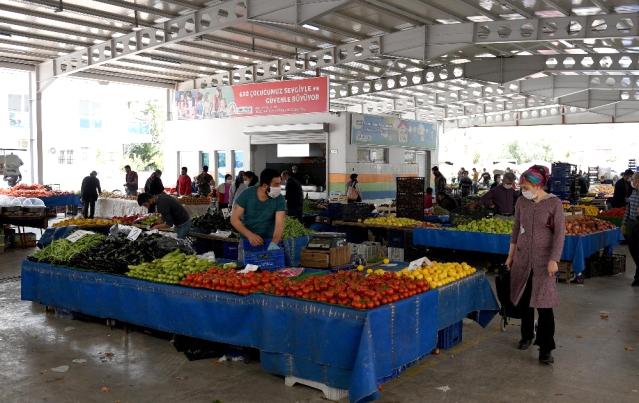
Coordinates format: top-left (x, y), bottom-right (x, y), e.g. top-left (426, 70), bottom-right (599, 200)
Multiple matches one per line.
top-left (518, 274), bottom-right (556, 353)
top-left (82, 200), bottom-right (95, 219)
top-left (288, 207), bottom-right (303, 223)
top-left (628, 225), bottom-right (639, 281)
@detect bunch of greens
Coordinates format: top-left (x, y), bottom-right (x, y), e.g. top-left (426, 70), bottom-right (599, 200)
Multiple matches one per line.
top-left (282, 216), bottom-right (314, 239)
top-left (32, 234), bottom-right (106, 264)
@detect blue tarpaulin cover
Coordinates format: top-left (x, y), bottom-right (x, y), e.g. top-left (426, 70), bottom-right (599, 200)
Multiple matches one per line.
top-left (21, 261), bottom-right (498, 402)
top-left (40, 195), bottom-right (82, 208)
top-left (412, 228), bottom-right (621, 273)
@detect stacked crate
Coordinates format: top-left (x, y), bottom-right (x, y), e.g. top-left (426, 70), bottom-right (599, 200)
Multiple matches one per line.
top-left (549, 162), bottom-right (577, 201)
top-left (396, 177), bottom-right (425, 221)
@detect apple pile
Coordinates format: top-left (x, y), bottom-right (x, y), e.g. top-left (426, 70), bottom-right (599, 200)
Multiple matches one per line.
top-left (565, 216), bottom-right (616, 235)
top-left (181, 269), bottom-right (429, 309)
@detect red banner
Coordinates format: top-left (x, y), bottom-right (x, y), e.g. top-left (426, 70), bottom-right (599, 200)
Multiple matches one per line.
top-left (175, 77), bottom-right (329, 120)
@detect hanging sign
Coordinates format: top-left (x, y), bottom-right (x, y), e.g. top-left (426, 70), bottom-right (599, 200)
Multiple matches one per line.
top-left (350, 113), bottom-right (437, 150)
top-left (175, 77), bottom-right (329, 120)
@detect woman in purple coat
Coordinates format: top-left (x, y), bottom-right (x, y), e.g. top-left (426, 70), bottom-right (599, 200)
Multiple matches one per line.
top-left (505, 165), bottom-right (565, 365)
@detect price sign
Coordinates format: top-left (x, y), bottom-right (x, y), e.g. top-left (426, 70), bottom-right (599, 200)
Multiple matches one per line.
top-left (66, 230), bottom-right (95, 243)
top-left (408, 256), bottom-right (432, 271)
top-left (127, 227), bottom-right (143, 241)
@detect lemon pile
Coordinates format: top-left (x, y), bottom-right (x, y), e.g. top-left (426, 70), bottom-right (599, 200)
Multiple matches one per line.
top-left (363, 216), bottom-right (422, 227)
top-left (401, 261), bottom-right (477, 288)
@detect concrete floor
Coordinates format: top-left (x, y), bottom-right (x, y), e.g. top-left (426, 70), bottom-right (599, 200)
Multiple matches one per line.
top-left (1, 247), bottom-right (638, 403)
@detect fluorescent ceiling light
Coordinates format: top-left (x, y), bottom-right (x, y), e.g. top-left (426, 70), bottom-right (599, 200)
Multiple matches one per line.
top-left (302, 24), bottom-right (320, 31)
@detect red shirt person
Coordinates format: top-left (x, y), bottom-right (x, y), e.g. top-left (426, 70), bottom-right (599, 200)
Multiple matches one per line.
top-left (176, 167), bottom-right (192, 196)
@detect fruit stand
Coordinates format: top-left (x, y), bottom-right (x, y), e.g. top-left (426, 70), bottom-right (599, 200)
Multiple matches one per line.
top-left (412, 226), bottom-right (622, 274)
top-left (21, 260), bottom-right (498, 403)
top-left (95, 196), bottom-right (210, 218)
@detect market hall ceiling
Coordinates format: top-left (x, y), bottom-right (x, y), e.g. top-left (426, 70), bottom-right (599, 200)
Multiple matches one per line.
top-left (1, 0), bottom-right (639, 124)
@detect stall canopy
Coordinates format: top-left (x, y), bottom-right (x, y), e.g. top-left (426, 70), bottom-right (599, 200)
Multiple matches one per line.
top-left (3, 0), bottom-right (639, 127)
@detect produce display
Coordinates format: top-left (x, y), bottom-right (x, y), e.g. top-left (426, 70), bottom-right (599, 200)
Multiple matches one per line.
top-left (52, 218), bottom-right (115, 228)
top-left (303, 199), bottom-right (322, 213)
top-left (99, 191), bottom-right (136, 200)
top-left (0, 183), bottom-right (73, 198)
top-left (363, 216), bottom-right (422, 228)
top-left (282, 216), bottom-right (314, 239)
top-left (599, 208), bottom-right (625, 218)
top-left (32, 234), bottom-right (106, 264)
top-left (426, 206), bottom-right (449, 216)
top-left (135, 214), bottom-right (163, 227)
top-left (178, 196), bottom-right (211, 205)
top-left (566, 204), bottom-right (599, 216)
top-left (191, 211), bottom-right (233, 234)
top-left (565, 216), bottom-right (616, 235)
top-left (420, 222), bottom-right (442, 229)
top-left (127, 250), bottom-right (211, 284)
top-left (453, 217), bottom-right (512, 234)
top-left (401, 261), bottom-right (476, 288)
top-left (182, 269), bottom-right (428, 309)
top-left (112, 214), bottom-right (143, 225)
top-left (589, 184), bottom-right (614, 198)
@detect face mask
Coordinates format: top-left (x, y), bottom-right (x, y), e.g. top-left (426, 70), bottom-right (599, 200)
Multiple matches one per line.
top-left (503, 184), bottom-right (513, 189)
top-left (268, 186), bottom-right (281, 198)
top-left (522, 190), bottom-right (535, 200)
top-left (226, 179), bottom-right (232, 184)
top-left (244, 180), bottom-right (250, 185)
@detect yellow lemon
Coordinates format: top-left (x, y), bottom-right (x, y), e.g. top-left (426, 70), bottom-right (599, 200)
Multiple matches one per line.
top-left (383, 258), bottom-right (390, 264)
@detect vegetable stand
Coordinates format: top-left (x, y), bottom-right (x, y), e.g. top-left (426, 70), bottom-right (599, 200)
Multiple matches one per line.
top-left (21, 261), bottom-right (498, 403)
top-left (412, 228), bottom-right (622, 274)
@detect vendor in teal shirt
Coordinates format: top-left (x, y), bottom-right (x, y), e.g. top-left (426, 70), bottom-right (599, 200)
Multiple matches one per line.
top-left (231, 168), bottom-right (286, 246)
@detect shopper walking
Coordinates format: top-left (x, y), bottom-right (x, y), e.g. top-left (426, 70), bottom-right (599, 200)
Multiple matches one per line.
top-left (233, 171), bottom-right (257, 205)
top-left (176, 167), bottom-right (192, 196)
top-left (623, 172), bottom-right (639, 287)
top-left (282, 170), bottom-right (304, 221)
top-left (612, 169), bottom-right (634, 208)
top-left (217, 174), bottom-right (234, 209)
top-left (505, 165), bottom-right (565, 365)
top-left (124, 165), bottom-right (138, 196)
top-left (346, 173), bottom-right (362, 203)
top-left (432, 166), bottom-right (447, 197)
top-left (80, 171), bottom-right (101, 219)
top-left (144, 169), bottom-right (164, 195)
top-left (195, 165), bottom-right (214, 196)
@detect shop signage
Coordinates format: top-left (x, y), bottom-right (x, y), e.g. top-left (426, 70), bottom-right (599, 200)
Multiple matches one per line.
top-left (175, 77), bottom-right (329, 120)
top-left (350, 113), bottom-right (437, 150)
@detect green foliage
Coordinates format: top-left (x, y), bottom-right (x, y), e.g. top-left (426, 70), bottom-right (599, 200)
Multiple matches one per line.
top-left (124, 100), bottom-right (165, 171)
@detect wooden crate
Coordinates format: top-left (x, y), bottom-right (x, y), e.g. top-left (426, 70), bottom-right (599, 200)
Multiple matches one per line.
top-left (301, 245), bottom-right (351, 268)
top-left (557, 261), bottom-right (572, 283)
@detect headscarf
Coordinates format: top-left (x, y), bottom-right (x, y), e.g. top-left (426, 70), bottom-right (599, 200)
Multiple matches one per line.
top-left (520, 165), bottom-right (550, 187)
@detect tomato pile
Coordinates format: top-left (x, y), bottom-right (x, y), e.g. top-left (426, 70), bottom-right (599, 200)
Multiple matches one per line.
top-left (599, 207), bottom-right (625, 218)
top-left (181, 269), bottom-right (429, 309)
top-left (112, 214), bottom-right (143, 225)
top-left (0, 183), bottom-right (73, 198)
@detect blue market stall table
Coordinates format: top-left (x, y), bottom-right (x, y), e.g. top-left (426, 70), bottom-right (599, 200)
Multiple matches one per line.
top-left (412, 228), bottom-right (622, 273)
top-left (21, 262), bottom-right (498, 403)
top-left (40, 194), bottom-right (82, 208)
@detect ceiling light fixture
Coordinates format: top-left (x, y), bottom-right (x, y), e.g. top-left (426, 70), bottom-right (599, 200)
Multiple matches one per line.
top-left (302, 24), bottom-right (320, 31)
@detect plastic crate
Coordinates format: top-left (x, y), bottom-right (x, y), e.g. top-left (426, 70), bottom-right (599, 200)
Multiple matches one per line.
top-left (282, 236), bottom-right (311, 267)
top-left (223, 242), bottom-right (239, 260)
top-left (342, 203), bottom-right (371, 222)
top-left (396, 177), bottom-right (425, 194)
top-left (242, 239), bottom-right (285, 271)
top-left (437, 321), bottom-right (463, 349)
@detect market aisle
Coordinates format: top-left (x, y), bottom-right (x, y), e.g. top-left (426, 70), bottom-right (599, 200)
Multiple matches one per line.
top-left (0, 248), bottom-right (637, 403)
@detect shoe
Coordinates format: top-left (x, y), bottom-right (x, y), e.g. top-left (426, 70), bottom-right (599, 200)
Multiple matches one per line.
top-left (539, 351), bottom-right (554, 365)
top-left (518, 339), bottom-right (533, 350)
top-left (632, 280), bottom-right (639, 287)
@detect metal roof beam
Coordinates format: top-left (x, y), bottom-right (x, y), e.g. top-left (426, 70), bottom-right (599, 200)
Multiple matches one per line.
top-left (37, 0), bottom-right (248, 82)
top-left (413, 0), bottom-right (464, 22)
top-left (494, 0), bottom-right (534, 19)
top-left (20, 0), bottom-right (143, 27)
top-left (354, 0), bottom-right (437, 26)
top-left (0, 4), bottom-right (130, 34)
top-left (558, 89), bottom-right (622, 109)
top-left (540, 0), bottom-right (571, 16)
top-left (519, 74), bottom-right (639, 98)
top-left (92, 0), bottom-right (176, 18)
top-left (0, 16), bottom-right (109, 41)
top-left (453, 0), bottom-right (500, 21)
top-left (589, 0), bottom-right (614, 14)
